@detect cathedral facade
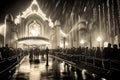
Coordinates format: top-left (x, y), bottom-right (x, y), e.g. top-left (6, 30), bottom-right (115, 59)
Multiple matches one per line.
top-left (3, 0), bottom-right (61, 49)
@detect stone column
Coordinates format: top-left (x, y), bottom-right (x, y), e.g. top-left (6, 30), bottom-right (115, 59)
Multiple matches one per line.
top-left (56, 26), bottom-right (61, 47)
top-left (63, 37), bottom-right (66, 48)
top-left (54, 20), bottom-right (61, 48)
top-left (4, 14), bottom-right (13, 47)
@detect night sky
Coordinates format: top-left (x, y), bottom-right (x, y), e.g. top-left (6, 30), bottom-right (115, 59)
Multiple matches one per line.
top-left (0, 0), bottom-right (31, 23)
top-left (0, 0), bottom-right (101, 26)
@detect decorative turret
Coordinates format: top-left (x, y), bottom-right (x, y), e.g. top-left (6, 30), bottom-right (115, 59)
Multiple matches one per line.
top-left (4, 14), bottom-right (15, 47)
top-left (5, 14), bottom-right (14, 22)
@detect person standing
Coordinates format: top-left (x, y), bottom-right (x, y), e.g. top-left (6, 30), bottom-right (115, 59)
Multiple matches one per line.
top-left (103, 43), bottom-right (113, 69)
top-left (103, 43), bottom-right (113, 59)
top-left (46, 47), bottom-right (49, 66)
top-left (112, 44), bottom-right (119, 61)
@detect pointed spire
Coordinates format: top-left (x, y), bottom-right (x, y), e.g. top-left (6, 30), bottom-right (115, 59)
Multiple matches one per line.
top-left (32, 0), bottom-right (37, 4)
top-left (31, 0), bottom-right (39, 8)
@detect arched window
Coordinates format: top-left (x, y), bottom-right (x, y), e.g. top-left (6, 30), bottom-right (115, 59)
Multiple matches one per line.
top-left (29, 20), bottom-right (41, 36)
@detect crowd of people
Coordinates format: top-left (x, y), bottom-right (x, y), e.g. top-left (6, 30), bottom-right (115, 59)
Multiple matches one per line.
top-left (29, 47), bottom-right (49, 63)
top-left (0, 44), bottom-right (49, 63)
top-left (50, 43), bottom-right (120, 70)
top-left (52, 43), bottom-right (120, 60)
top-left (0, 44), bottom-right (25, 61)
top-left (0, 44), bottom-right (27, 79)
top-left (0, 43), bottom-right (120, 71)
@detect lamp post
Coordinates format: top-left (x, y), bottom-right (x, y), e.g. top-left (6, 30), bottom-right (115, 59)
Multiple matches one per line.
top-left (97, 36), bottom-right (102, 47)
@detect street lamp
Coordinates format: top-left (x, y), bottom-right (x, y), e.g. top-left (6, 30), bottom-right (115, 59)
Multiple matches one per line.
top-left (80, 40), bottom-right (85, 47)
top-left (65, 42), bottom-right (68, 47)
top-left (104, 41), bottom-right (108, 47)
top-left (97, 36), bottom-right (102, 47)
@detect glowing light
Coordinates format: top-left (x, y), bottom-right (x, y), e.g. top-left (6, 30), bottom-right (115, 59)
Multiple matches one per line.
top-left (29, 20), bottom-right (40, 36)
top-left (92, 73), bottom-right (96, 78)
top-left (19, 64), bottom-right (30, 73)
top-left (60, 42), bottom-right (64, 48)
top-left (48, 17), bottom-right (54, 27)
top-left (18, 39), bottom-right (50, 45)
top-left (60, 62), bottom-right (65, 72)
top-left (84, 6), bottom-right (87, 12)
top-left (97, 36), bottom-right (102, 42)
top-left (65, 42), bottom-right (68, 46)
top-left (82, 69), bottom-right (87, 80)
top-left (32, 0), bottom-right (37, 4)
top-left (30, 29), bottom-right (39, 36)
top-left (60, 30), bottom-right (67, 37)
top-left (104, 41), bottom-right (109, 47)
top-left (21, 0), bottom-right (46, 19)
top-left (14, 14), bottom-right (21, 24)
top-left (0, 24), bottom-right (5, 36)
top-left (14, 18), bottom-right (19, 24)
top-left (101, 78), bottom-right (106, 80)
top-left (80, 40), bottom-right (85, 44)
top-left (14, 0), bottom-right (54, 28)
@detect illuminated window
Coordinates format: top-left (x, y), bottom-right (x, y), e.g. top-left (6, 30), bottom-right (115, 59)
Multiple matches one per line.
top-left (29, 20), bottom-right (41, 36)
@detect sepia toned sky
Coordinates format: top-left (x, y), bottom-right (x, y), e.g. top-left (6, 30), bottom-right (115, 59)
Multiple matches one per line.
top-left (0, 0), bottom-right (31, 23)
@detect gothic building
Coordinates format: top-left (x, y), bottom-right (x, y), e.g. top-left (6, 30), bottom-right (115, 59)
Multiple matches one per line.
top-left (2, 0), bottom-right (62, 49)
top-left (0, 0), bottom-right (120, 49)
top-left (61, 0), bottom-right (120, 48)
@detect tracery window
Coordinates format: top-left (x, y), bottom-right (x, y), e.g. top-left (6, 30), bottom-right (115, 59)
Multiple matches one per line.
top-left (29, 20), bottom-right (41, 36)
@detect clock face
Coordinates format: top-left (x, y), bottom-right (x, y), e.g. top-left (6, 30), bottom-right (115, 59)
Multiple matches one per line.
top-left (29, 20), bottom-right (40, 36)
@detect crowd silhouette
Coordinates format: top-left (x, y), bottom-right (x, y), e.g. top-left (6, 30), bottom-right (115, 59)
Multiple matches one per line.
top-left (0, 44), bottom-right (26, 79)
top-left (50, 43), bottom-right (120, 71)
top-left (0, 43), bottom-right (120, 79)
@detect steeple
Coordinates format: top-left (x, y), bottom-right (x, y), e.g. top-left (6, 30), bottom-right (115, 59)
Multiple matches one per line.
top-left (32, 0), bottom-right (37, 4)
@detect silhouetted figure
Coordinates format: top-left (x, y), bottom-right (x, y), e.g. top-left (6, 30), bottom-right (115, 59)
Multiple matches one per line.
top-left (34, 48), bottom-right (40, 60)
top-left (103, 43), bottom-right (113, 69)
top-left (0, 47), bottom-right (2, 60)
top-left (112, 44), bottom-right (119, 60)
top-left (45, 47), bottom-right (49, 66)
top-left (29, 48), bottom-right (34, 62)
top-left (119, 43), bottom-right (120, 59)
top-left (1, 44), bottom-right (10, 58)
top-left (103, 43), bottom-right (113, 59)
top-left (95, 47), bottom-right (103, 58)
top-left (119, 43), bottom-right (120, 49)
top-left (95, 47), bottom-right (103, 67)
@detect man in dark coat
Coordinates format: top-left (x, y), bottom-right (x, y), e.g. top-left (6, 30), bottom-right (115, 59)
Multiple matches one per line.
top-left (103, 43), bottom-right (113, 59)
top-left (103, 43), bottom-right (113, 69)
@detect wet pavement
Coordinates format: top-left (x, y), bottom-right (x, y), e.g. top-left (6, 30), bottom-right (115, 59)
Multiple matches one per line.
top-left (10, 55), bottom-right (79, 80)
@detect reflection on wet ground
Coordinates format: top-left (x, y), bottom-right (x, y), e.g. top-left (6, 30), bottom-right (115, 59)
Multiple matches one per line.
top-left (11, 55), bottom-right (79, 80)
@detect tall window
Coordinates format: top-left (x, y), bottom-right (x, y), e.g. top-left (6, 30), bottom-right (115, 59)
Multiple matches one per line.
top-left (29, 20), bottom-right (41, 36)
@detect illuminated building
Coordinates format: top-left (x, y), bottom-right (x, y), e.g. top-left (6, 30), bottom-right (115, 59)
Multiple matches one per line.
top-left (1, 0), bottom-right (62, 49)
top-left (0, 0), bottom-right (120, 48)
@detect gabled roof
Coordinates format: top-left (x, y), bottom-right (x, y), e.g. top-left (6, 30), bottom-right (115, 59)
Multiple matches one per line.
top-left (15, 0), bottom-right (54, 27)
